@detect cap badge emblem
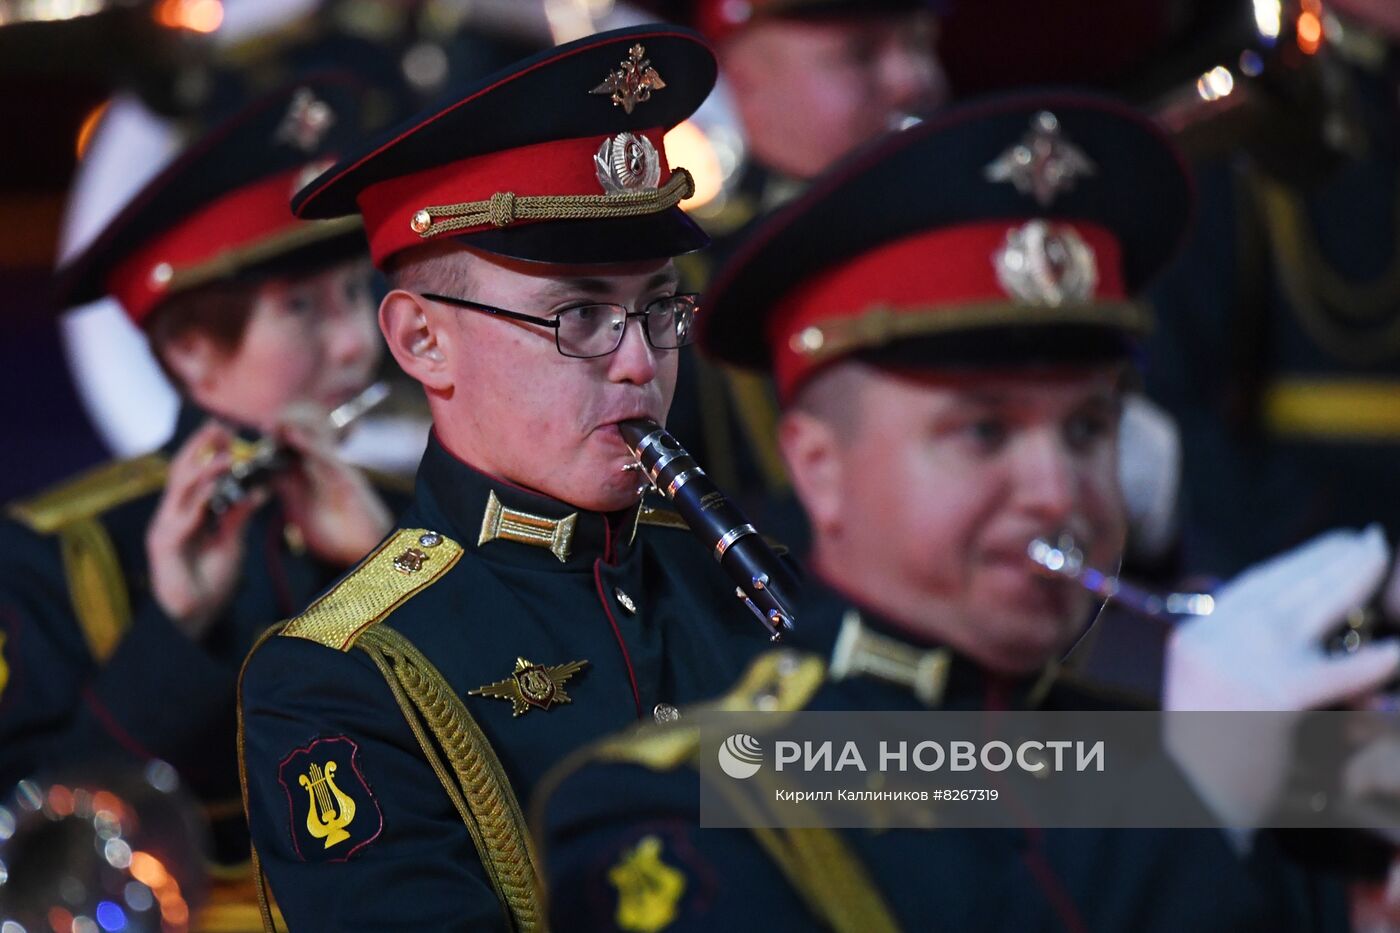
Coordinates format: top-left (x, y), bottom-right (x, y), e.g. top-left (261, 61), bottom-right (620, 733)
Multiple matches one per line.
top-left (595, 132), bottom-right (662, 194)
top-left (276, 87), bottom-right (336, 153)
top-left (984, 111), bottom-right (1096, 208)
top-left (993, 220), bottom-right (1099, 306)
top-left (590, 43), bottom-right (667, 114)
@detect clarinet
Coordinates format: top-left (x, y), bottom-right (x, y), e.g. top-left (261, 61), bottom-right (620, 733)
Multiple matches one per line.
top-left (619, 419), bottom-right (797, 641)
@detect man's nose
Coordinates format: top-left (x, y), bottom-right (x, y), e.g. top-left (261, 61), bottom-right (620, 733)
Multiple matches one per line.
top-left (607, 314), bottom-right (659, 385)
top-left (1010, 431), bottom-right (1078, 525)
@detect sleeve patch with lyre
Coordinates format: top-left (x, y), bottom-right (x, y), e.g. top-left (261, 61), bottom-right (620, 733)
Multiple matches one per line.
top-left (469, 657), bottom-right (588, 716)
top-left (277, 735), bottom-right (384, 862)
top-left (609, 834), bottom-right (686, 932)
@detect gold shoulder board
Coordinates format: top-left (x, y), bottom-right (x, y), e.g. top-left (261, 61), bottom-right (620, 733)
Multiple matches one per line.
top-left (281, 528), bottom-right (462, 651)
top-left (717, 649), bottom-right (825, 714)
top-left (6, 454), bottom-right (169, 535)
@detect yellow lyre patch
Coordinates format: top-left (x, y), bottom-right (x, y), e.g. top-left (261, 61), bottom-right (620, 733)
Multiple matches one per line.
top-left (300, 759), bottom-right (356, 849)
top-left (609, 835), bottom-right (685, 933)
top-left (278, 735), bottom-right (383, 862)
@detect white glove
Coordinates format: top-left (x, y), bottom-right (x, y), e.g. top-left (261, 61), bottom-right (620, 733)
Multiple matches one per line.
top-left (1164, 527), bottom-right (1400, 829)
top-left (1166, 526), bottom-right (1400, 712)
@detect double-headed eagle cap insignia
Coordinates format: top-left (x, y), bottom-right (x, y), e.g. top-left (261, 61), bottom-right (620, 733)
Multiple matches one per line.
top-left (591, 43), bottom-right (667, 114)
top-left (983, 110), bottom-right (1096, 208)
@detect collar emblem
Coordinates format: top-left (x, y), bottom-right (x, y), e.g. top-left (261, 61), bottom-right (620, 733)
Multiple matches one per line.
top-left (478, 490), bottom-right (577, 563)
top-left (830, 610), bottom-right (950, 708)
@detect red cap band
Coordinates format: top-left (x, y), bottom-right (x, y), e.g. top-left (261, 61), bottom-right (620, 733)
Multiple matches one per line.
top-left (767, 220), bottom-right (1125, 399)
top-left (356, 128), bottom-right (671, 268)
top-left (106, 163), bottom-right (330, 324)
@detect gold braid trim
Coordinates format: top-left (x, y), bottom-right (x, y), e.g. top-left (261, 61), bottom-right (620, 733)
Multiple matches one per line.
top-left (165, 216), bottom-right (363, 296)
top-left (742, 823), bottom-right (901, 933)
top-left (707, 653), bottom-right (899, 932)
top-left (57, 518), bottom-right (131, 663)
top-left (355, 625), bottom-right (545, 933)
top-left (7, 453), bottom-right (168, 534)
top-left (791, 299), bottom-right (1152, 365)
top-left (6, 454), bottom-right (171, 664)
top-left (415, 169), bottom-right (694, 238)
top-left (533, 651), bottom-right (895, 932)
top-left (237, 622), bottom-right (292, 933)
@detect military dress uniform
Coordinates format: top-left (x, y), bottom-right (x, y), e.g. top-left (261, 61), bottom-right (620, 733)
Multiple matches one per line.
top-left (0, 403), bottom-right (401, 861)
top-left (535, 94), bottom-right (1353, 932)
top-left (0, 77), bottom-right (401, 929)
top-left (539, 578), bottom-right (1348, 933)
top-left (235, 27), bottom-right (771, 932)
top-left (240, 436), bottom-right (770, 930)
top-left (1145, 54), bottom-right (1400, 577)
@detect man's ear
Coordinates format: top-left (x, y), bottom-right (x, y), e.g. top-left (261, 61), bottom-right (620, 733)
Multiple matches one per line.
top-left (380, 290), bottom-right (452, 392)
top-left (778, 409), bottom-right (845, 537)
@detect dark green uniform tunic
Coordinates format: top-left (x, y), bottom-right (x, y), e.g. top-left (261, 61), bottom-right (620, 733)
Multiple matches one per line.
top-left (238, 433), bottom-right (770, 931)
top-left (0, 403), bottom-right (404, 864)
top-left (538, 578), bottom-right (1352, 933)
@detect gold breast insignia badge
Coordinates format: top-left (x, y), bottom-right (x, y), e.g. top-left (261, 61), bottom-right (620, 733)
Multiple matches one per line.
top-left (469, 657), bottom-right (589, 716)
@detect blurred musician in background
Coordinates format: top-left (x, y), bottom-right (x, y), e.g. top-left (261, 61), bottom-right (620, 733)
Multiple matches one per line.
top-left (0, 76), bottom-right (401, 927)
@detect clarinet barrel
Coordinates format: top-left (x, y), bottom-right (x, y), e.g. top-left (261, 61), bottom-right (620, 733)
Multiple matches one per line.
top-left (620, 418), bottom-right (797, 640)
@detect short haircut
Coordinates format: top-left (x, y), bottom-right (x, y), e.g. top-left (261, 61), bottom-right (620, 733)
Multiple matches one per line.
top-left (785, 359), bottom-right (871, 443)
top-left (386, 242), bottom-right (475, 297)
top-left (142, 279), bottom-right (261, 390)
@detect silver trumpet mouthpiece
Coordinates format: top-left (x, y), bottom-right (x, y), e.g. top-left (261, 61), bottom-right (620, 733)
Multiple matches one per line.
top-left (1026, 534), bottom-right (1215, 618)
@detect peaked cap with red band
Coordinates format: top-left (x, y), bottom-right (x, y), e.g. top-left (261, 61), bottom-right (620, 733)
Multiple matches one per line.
top-left (291, 25), bottom-right (717, 268)
top-left (698, 91), bottom-right (1193, 402)
top-left (58, 75), bottom-right (369, 326)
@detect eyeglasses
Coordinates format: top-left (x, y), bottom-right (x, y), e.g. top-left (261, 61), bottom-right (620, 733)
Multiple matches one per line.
top-left (421, 291), bottom-right (700, 359)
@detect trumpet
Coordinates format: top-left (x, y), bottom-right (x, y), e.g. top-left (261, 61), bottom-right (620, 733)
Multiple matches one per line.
top-left (619, 419), bottom-right (797, 641)
top-left (1028, 533), bottom-right (1400, 663)
top-left (207, 381), bottom-right (391, 515)
top-left (1027, 534), bottom-right (1216, 618)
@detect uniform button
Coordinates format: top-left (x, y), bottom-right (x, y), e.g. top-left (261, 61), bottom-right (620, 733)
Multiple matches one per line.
top-left (419, 531), bottom-right (443, 548)
top-left (653, 703), bottom-right (680, 723)
top-left (283, 523), bottom-right (307, 556)
top-left (613, 586), bottom-right (637, 615)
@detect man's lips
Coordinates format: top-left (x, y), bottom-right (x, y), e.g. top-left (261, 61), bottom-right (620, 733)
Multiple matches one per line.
top-left (596, 410), bottom-right (663, 436)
